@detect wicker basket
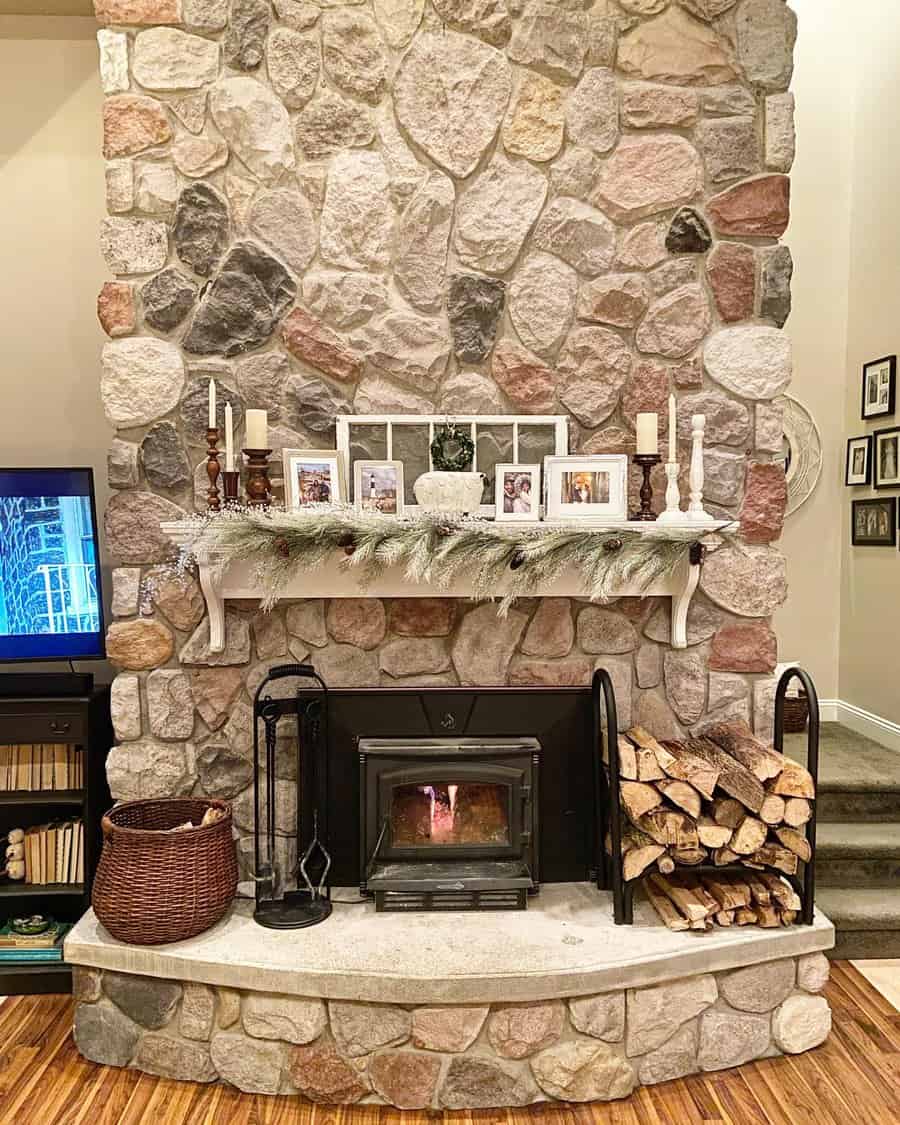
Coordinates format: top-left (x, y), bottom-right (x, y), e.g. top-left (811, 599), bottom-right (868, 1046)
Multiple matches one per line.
top-left (92, 798), bottom-right (238, 945)
top-left (782, 691), bottom-right (809, 734)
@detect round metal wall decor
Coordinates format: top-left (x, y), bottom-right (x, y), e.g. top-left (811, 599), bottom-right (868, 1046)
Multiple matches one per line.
top-left (777, 396), bottom-right (823, 515)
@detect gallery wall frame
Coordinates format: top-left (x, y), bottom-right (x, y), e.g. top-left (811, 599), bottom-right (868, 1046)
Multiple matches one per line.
top-left (861, 355), bottom-right (897, 421)
top-left (845, 435), bottom-right (873, 486)
top-left (873, 427), bottom-right (900, 489)
top-left (851, 496), bottom-right (897, 546)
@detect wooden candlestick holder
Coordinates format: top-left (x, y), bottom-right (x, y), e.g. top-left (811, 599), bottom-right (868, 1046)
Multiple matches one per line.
top-left (243, 448), bottom-right (272, 509)
top-left (631, 453), bottom-right (661, 522)
top-left (222, 470), bottom-right (240, 507)
top-left (206, 427), bottom-right (221, 513)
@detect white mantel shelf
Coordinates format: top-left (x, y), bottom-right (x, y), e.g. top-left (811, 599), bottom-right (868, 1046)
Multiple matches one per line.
top-left (161, 519), bottom-right (736, 654)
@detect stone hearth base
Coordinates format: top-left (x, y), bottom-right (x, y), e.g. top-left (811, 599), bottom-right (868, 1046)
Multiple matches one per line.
top-left (66, 888), bottom-right (834, 1108)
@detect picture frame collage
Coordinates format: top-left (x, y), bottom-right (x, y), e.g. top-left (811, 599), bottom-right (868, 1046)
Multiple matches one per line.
top-left (282, 438), bottom-right (631, 524)
top-left (846, 355), bottom-right (900, 546)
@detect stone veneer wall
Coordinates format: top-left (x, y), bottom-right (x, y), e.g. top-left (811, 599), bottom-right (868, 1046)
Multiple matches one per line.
top-left (72, 954), bottom-right (831, 1106)
top-left (95, 0), bottom-right (798, 874)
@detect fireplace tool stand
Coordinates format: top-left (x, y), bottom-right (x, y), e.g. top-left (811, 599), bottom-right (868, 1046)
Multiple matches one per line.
top-left (593, 665), bottom-right (820, 926)
top-left (252, 664), bottom-right (332, 929)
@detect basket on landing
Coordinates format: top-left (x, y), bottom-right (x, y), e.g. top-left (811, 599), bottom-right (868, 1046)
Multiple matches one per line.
top-left (92, 798), bottom-right (238, 945)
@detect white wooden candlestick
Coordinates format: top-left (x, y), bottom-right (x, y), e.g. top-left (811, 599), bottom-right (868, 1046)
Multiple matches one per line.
top-left (656, 462), bottom-right (684, 524)
top-left (687, 414), bottom-right (715, 524)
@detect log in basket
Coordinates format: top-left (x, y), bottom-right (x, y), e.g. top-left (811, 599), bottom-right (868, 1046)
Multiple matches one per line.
top-left (92, 798), bottom-right (238, 945)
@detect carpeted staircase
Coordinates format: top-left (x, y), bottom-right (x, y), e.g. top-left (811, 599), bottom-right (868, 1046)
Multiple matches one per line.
top-left (785, 725), bottom-right (900, 959)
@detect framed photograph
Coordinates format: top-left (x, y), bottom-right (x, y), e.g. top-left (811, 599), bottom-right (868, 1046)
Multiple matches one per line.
top-left (874, 427), bottom-right (900, 489)
top-left (862, 355), bottom-right (896, 420)
top-left (354, 460), bottom-right (404, 516)
top-left (494, 463), bottom-right (540, 522)
top-left (851, 497), bottom-right (896, 546)
top-left (544, 455), bottom-right (628, 521)
top-left (282, 449), bottom-right (346, 510)
top-left (845, 435), bottom-right (872, 486)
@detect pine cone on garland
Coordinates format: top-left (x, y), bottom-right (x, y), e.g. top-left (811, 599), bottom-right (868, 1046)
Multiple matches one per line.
top-left (604, 537), bottom-right (623, 553)
top-left (273, 536), bottom-right (291, 559)
top-left (509, 549), bottom-right (527, 571)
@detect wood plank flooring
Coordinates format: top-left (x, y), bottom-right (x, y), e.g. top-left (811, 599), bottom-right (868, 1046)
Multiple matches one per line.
top-left (0, 962), bottom-right (896, 1125)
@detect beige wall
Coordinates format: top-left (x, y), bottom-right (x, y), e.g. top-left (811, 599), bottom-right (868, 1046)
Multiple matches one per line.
top-left (777, 0), bottom-right (853, 700)
top-left (838, 10), bottom-right (900, 723)
top-left (0, 15), bottom-right (110, 670)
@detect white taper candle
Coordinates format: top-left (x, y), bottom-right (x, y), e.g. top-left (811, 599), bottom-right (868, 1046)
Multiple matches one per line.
top-left (668, 394), bottom-right (677, 463)
top-left (224, 402), bottom-right (234, 472)
top-left (208, 378), bottom-right (216, 428)
top-left (636, 413), bottom-right (658, 455)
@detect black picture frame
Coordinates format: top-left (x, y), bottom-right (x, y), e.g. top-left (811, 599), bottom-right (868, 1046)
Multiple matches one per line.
top-left (873, 426), bottom-right (900, 489)
top-left (851, 497), bottom-right (897, 546)
top-left (861, 355), bottom-right (897, 420)
top-left (845, 435), bottom-right (873, 486)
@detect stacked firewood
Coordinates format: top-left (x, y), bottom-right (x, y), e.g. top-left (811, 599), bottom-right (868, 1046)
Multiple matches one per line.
top-left (612, 720), bottom-right (815, 931)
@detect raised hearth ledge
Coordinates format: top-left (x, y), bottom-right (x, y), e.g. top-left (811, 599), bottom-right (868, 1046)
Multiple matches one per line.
top-left (161, 520), bottom-right (736, 654)
top-left (66, 884), bottom-right (834, 1006)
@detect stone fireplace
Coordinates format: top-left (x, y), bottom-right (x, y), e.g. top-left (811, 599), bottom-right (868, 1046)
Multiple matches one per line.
top-left (79, 0), bottom-right (820, 1108)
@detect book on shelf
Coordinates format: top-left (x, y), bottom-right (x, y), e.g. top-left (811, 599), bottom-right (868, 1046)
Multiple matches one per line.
top-left (0, 921), bottom-right (71, 949)
top-left (0, 744), bottom-right (83, 792)
top-left (22, 819), bottom-right (83, 886)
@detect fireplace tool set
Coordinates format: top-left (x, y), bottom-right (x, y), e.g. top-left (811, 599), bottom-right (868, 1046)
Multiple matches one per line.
top-left (252, 664), bottom-right (333, 929)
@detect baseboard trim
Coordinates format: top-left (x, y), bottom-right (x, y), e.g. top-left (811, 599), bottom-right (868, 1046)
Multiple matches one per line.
top-left (821, 700), bottom-right (900, 753)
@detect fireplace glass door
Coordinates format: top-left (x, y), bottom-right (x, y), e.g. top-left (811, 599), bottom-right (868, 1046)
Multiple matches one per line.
top-left (385, 768), bottom-right (516, 854)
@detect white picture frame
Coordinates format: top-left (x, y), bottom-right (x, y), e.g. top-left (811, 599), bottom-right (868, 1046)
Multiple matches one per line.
top-left (544, 455), bottom-right (628, 521)
top-left (282, 448), bottom-right (346, 510)
top-left (354, 460), bottom-right (405, 517)
top-left (494, 463), bottom-right (541, 522)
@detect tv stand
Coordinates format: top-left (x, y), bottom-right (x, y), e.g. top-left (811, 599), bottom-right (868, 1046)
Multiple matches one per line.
top-left (0, 672), bottom-right (95, 698)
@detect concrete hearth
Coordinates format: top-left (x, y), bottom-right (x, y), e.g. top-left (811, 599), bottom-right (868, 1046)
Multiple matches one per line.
top-left (66, 886), bottom-right (835, 1106)
top-left (67, 885), bottom-right (834, 1005)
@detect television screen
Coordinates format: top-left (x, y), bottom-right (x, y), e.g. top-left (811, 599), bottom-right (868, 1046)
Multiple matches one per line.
top-left (0, 468), bottom-right (105, 662)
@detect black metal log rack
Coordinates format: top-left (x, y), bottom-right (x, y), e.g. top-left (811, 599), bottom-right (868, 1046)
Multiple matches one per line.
top-left (592, 665), bottom-right (820, 926)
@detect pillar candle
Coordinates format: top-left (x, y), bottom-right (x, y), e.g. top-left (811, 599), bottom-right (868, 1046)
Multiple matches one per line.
top-left (224, 402), bottom-right (234, 472)
top-left (668, 394), bottom-right (677, 463)
top-left (208, 378), bottom-right (216, 428)
top-left (245, 409), bottom-right (268, 449)
top-left (636, 413), bottom-right (658, 456)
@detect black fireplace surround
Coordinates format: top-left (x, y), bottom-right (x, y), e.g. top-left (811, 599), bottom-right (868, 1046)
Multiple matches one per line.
top-left (298, 687), bottom-right (598, 896)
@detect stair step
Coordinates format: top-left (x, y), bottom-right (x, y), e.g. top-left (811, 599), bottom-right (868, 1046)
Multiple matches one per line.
top-left (817, 788), bottom-right (900, 822)
top-left (816, 821), bottom-right (900, 858)
top-left (815, 886), bottom-right (900, 932)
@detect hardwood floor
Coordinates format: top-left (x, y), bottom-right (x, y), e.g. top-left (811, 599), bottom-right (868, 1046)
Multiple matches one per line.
top-left (0, 962), bottom-right (896, 1125)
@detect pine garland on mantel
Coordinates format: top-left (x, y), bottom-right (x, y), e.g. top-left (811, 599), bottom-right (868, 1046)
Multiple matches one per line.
top-left (175, 508), bottom-right (726, 615)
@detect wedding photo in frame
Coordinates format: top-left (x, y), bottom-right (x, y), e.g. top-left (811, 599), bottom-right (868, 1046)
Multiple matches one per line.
top-left (282, 449), bottom-right (346, 510)
top-left (354, 460), bottom-right (404, 516)
top-left (543, 455), bottom-right (628, 521)
top-left (851, 497), bottom-right (897, 546)
top-left (861, 355), bottom-right (896, 420)
top-left (845, 435), bottom-right (872, 486)
top-left (494, 463), bottom-right (540, 522)
top-left (873, 427), bottom-right (900, 489)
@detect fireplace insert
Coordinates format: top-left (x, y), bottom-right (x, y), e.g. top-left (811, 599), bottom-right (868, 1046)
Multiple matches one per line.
top-left (359, 737), bottom-right (540, 911)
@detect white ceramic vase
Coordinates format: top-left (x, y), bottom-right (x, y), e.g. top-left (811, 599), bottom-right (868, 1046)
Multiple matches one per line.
top-left (413, 471), bottom-right (485, 513)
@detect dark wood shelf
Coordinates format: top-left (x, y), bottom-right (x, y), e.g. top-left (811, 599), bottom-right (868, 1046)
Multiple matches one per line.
top-left (0, 686), bottom-right (111, 997)
top-left (0, 882), bottom-right (84, 898)
top-left (0, 790), bottom-right (84, 806)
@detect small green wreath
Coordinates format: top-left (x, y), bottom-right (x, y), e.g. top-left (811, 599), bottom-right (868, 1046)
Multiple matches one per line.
top-left (430, 422), bottom-right (475, 472)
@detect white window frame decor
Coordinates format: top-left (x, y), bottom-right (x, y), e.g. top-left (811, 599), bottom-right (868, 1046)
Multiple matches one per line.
top-left (282, 448), bottom-right (347, 510)
top-left (353, 459), bottom-right (405, 517)
top-left (494, 463), bottom-right (541, 522)
top-left (337, 415), bottom-right (569, 516)
top-left (544, 455), bottom-right (629, 522)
